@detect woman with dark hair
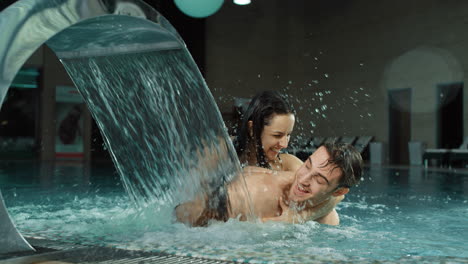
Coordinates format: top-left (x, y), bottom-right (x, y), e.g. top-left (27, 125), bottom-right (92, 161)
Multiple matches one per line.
top-left (234, 91), bottom-right (302, 172)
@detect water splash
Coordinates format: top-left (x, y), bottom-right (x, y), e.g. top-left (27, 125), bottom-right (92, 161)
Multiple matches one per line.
top-left (61, 49), bottom-right (252, 216)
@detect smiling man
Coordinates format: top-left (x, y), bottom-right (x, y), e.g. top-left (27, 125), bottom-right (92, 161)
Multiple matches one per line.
top-left (175, 142), bottom-right (363, 226)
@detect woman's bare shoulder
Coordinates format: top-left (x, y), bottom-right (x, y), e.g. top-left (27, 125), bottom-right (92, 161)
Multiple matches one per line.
top-left (279, 153), bottom-right (303, 172)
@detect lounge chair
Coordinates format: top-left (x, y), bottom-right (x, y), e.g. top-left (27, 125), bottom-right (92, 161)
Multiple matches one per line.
top-left (324, 137), bottom-right (340, 144)
top-left (423, 136), bottom-right (468, 167)
top-left (339, 136), bottom-right (357, 145)
top-left (295, 136), bottom-right (325, 161)
top-left (353, 136), bottom-right (373, 154)
top-left (448, 137), bottom-right (468, 166)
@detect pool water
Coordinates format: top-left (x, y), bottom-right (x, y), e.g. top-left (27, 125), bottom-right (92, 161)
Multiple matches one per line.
top-left (1, 161), bottom-right (467, 263)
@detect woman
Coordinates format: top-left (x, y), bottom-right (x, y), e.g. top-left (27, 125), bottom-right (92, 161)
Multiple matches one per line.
top-left (234, 91), bottom-right (302, 172)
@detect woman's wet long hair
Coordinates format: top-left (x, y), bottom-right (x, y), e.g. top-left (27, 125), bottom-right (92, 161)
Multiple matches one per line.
top-left (234, 91), bottom-right (293, 168)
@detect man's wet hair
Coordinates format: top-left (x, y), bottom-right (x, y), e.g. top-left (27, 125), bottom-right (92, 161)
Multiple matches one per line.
top-left (322, 141), bottom-right (363, 188)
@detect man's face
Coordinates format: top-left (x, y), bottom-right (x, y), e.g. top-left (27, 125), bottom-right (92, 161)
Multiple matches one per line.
top-left (288, 146), bottom-right (344, 204)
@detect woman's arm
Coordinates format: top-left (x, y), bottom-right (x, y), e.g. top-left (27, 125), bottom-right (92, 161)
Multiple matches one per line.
top-left (262, 195), bottom-right (344, 224)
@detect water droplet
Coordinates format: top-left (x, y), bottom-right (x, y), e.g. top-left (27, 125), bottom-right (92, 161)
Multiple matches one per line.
top-left (324, 73), bottom-right (329, 78)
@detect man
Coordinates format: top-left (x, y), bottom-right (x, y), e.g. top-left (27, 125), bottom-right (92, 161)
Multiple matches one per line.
top-left (175, 142), bottom-right (363, 226)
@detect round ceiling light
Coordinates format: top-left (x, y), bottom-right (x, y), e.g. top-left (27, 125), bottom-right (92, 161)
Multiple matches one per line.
top-left (174, 0), bottom-right (225, 18)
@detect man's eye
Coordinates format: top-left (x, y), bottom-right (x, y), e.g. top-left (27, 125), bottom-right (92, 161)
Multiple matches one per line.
top-left (314, 175), bottom-right (325, 184)
top-left (273, 135), bottom-right (282, 138)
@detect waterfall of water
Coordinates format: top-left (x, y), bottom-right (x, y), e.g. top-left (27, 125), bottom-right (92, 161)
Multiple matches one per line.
top-left (61, 49), bottom-right (244, 209)
top-left (0, 0), bottom-right (254, 254)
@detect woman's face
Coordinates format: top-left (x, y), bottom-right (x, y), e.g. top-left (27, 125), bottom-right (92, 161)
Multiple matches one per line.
top-left (260, 113), bottom-right (295, 161)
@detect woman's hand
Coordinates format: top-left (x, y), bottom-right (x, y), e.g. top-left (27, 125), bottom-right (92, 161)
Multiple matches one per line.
top-left (261, 196), bottom-right (297, 223)
top-left (262, 195), bottom-right (345, 223)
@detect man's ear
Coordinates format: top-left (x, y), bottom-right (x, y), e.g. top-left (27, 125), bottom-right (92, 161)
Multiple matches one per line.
top-left (248, 121), bottom-right (253, 137)
top-left (332, 187), bottom-right (349, 196)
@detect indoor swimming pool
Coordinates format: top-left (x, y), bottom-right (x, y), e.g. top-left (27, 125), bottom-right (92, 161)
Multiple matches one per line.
top-left (1, 1), bottom-right (468, 263)
top-left (1, 161), bottom-right (467, 263)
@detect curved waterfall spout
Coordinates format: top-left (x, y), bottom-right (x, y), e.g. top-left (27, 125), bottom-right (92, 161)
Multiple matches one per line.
top-left (0, 0), bottom-right (252, 254)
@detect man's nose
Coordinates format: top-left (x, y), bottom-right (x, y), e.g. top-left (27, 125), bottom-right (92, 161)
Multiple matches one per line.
top-left (299, 170), bottom-right (313, 184)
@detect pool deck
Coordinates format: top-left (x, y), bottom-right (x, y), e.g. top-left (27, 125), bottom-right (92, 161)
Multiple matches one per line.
top-left (0, 237), bottom-right (234, 264)
top-left (2, 237), bottom-right (468, 263)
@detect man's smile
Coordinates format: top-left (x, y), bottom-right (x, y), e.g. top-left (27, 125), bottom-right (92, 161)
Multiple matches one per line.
top-left (294, 183), bottom-right (310, 196)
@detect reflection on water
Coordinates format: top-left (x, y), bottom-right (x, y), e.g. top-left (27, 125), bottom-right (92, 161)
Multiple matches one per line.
top-left (2, 162), bottom-right (467, 262)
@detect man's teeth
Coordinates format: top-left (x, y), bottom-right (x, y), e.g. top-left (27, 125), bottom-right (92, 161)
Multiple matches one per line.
top-left (298, 185), bottom-right (307, 192)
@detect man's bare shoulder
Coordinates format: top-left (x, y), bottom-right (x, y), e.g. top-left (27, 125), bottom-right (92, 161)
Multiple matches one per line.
top-left (243, 166), bottom-right (293, 179)
top-left (243, 166), bottom-right (272, 174)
